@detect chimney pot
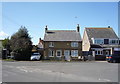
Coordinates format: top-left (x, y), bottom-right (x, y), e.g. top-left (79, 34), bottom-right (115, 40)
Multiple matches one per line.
top-left (77, 24), bottom-right (80, 32)
top-left (39, 38), bottom-right (41, 41)
top-left (108, 26), bottom-right (110, 28)
top-left (45, 25), bottom-right (48, 33)
top-left (39, 38), bottom-right (43, 44)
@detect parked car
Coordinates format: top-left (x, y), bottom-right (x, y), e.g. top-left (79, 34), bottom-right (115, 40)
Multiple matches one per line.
top-left (106, 54), bottom-right (120, 63)
top-left (30, 53), bottom-right (41, 61)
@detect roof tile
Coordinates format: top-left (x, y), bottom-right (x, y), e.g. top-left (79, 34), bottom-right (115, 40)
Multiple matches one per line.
top-left (44, 30), bottom-right (82, 41)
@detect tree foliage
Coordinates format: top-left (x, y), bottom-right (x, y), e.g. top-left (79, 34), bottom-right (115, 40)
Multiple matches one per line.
top-left (10, 26), bottom-right (32, 60)
top-left (2, 37), bottom-right (10, 50)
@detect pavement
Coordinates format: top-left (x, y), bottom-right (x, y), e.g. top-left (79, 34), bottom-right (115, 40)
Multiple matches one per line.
top-left (0, 60), bottom-right (2, 83)
top-left (2, 61), bottom-right (119, 82)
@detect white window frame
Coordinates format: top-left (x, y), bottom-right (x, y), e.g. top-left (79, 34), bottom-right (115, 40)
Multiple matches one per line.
top-left (94, 39), bottom-right (104, 45)
top-left (91, 38), bottom-right (95, 44)
top-left (71, 50), bottom-right (78, 57)
top-left (109, 39), bottom-right (119, 45)
top-left (93, 38), bottom-right (119, 45)
top-left (95, 49), bottom-right (103, 55)
top-left (64, 50), bottom-right (70, 56)
top-left (49, 49), bottom-right (54, 57)
top-left (49, 42), bottom-right (54, 47)
top-left (71, 42), bottom-right (78, 47)
top-left (56, 50), bottom-right (62, 57)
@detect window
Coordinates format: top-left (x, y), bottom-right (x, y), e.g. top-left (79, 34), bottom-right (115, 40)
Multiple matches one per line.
top-left (71, 50), bottom-right (78, 57)
top-left (94, 39), bottom-right (104, 44)
top-left (95, 51), bottom-right (97, 55)
top-left (95, 50), bottom-right (103, 55)
top-left (106, 51), bottom-right (110, 55)
top-left (98, 51), bottom-right (101, 54)
top-left (56, 50), bottom-right (62, 57)
top-left (48, 50), bottom-right (54, 57)
top-left (49, 42), bottom-right (54, 47)
top-left (71, 42), bottom-right (78, 47)
top-left (109, 40), bottom-right (119, 44)
top-left (104, 39), bottom-right (109, 44)
top-left (64, 50), bottom-right (70, 56)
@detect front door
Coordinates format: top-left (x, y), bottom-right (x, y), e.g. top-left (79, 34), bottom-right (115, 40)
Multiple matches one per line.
top-left (64, 50), bottom-right (70, 61)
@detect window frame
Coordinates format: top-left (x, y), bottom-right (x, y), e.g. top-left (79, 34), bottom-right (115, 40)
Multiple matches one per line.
top-left (95, 50), bottom-right (103, 55)
top-left (94, 39), bottom-right (104, 44)
top-left (48, 49), bottom-right (54, 57)
top-left (56, 50), bottom-right (62, 57)
top-left (71, 42), bottom-right (78, 47)
top-left (71, 50), bottom-right (78, 57)
top-left (109, 39), bottom-right (119, 45)
top-left (49, 42), bottom-right (54, 47)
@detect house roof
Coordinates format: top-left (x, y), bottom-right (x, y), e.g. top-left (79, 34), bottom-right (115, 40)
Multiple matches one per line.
top-left (85, 27), bottom-right (119, 43)
top-left (44, 30), bottom-right (82, 41)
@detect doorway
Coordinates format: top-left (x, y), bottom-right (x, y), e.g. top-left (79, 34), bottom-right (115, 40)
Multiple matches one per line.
top-left (64, 50), bottom-right (70, 61)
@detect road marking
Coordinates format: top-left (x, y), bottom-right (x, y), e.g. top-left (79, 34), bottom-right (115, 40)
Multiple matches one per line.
top-left (16, 66), bottom-right (28, 73)
top-left (15, 66), bottom-right (101, 82)
top-left (96, 61), bottom-right (107, 62)
top-left (98, 78), bottom-right (111, 82)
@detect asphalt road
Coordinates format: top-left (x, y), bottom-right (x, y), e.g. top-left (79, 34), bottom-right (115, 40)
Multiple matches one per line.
top-left (2, 61), bottom-right (119, 82)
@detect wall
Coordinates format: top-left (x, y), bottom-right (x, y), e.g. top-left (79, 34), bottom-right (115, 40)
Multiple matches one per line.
top-left (44, 41), bottom-right (82, 60)
top-left (82, 30), bottom-right (90, 51)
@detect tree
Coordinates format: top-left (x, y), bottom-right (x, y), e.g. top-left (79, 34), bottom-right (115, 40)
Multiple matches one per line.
top-left (2, 37), bottom-right (11, 59)
top-left (10, 26), bottom-right (32, 60)
top-left (2, 37), bottom-right (11, 56)
top-left (2, 37), bottom-right (10, 50)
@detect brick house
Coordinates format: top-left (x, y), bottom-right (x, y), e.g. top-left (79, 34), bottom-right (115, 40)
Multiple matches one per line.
top-left (82, 26), bottom-right (120, 60)
top-left (43, 25), bottom-right (82, 61)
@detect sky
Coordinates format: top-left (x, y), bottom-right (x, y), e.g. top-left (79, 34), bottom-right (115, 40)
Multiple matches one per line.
top-left (0, 2), bottom-right (118, 45)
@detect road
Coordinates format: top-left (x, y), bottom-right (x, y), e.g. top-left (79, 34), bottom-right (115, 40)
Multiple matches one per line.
top-left (2, 61), bottom-right (119, 82)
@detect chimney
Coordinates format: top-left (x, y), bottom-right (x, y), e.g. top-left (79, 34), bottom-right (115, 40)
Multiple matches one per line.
top-left (38, 38), bottom-right (43, 48)
top-left (39, 38), bottom-right (43, 44)
top-left (39, 38), bottom-right (41, 41)
top-left (108, 26), bottom-right (110, 28)
top-left (45, 25), bottom-right (48, 33)
top-left (77, 24), bottom-right (80, 32)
